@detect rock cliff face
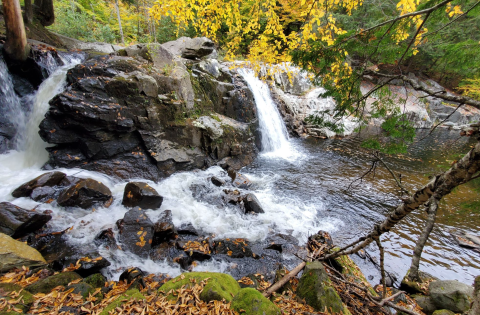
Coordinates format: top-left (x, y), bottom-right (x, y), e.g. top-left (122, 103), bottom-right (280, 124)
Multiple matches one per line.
top-left (39, 38), bottom-right (258, 180)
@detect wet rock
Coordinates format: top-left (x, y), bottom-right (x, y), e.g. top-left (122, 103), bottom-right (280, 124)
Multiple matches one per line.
top-left (119, 207), bottom-right (154, 258)
top-left (119, 267), bottom-right (146, 289)
top-left (228, 171), bottom-right (252, 189)
top-left (222, 189), bottom-right (243, 205)
top-left (264, 233), bottom-right (299, 254)
top-left (214, 238), bottom-right (256, 259)
top-left (11, 171), bottom-right (66, 198)
top-left (64, 254), bottom-right (111, 278)
top-left (159, 272), bottom-right (240, 302)
top-left (178, 239), bottom-right (212, 262)
top-left (308, 230), bottom-right (334, 249)
top-left (297, 261), bottom-right (348, 314)
top-left (0, 202), bottom-right (52, 238)
top-left (57, 178), bottom-right (113, 209)
top-left (122, 182), bottom-right (163, 210)
top-left (162, 37), bottom-right (216, 60)
top-left (194, 116), bottom-right (223, 139)
top-left (0, 283), bottom-right (34, 313)
top-left (177, 223), bottom-right (198, 236)
top-left (26, 272), bottom-right (82, 294)
top-left (66, 282), bottom-right (96, 299)
top-left (28, 230), bottom-right (75, 264)
top-left (429, 280), bottom-right (474, 313)
top-left (94, 228), bottom-right (117, 249)
top-left (231, 288), bottom-right (281, 315)
top-left (30, 186), bottom-right (56, 202)
top-left (152, 210), bottom-right (177, 245)
top-left (243, 194), bottom-right (264, 214)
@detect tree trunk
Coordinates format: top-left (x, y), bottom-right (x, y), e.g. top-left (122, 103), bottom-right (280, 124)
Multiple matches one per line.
top-left (114, 0), bottom-right (125, 45)
top-left (2, 0), bottom-right (31, 61)
top-left (324, 139), bottom-right (480, 260)
top-left (33, 0), bottom-right (54, 26)
top-left (24, 0), bottom-right (33, 24)
top-left (407, 196), bottom-right (439, 281)
top-left (467, 276), bottom-right (480, 315)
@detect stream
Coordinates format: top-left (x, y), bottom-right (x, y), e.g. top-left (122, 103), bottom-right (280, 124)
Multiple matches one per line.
top-left (0, 55), bottom-right (478, 285)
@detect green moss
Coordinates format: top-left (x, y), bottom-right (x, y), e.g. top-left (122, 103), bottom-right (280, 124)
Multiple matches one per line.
top-left (99, 289), bottom-right (144, 315)
top-left (432, 310), bottom-right (456, 315)
top-left (159, 272), bottom-right (240, 303)
top-left (25, 272), bottom-right (82, 294)
top-left (231, 288), bottom-right (281, 315)
top-left (67, 283), bottom-right (96, 299)
top-left (84, 273), bottom-right (107, 288)
top-left (0, 283), bottom-right (34, 313)
top-left (297, 262), bottom-right (350, 314)
top-left (211, 115), bottom-right (221, 122)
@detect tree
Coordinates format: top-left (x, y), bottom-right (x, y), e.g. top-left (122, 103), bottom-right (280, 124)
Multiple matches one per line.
top-left (2, 0), bottom-right (30, 61)
top-left (114, 0), bottom-right (125, 45)
top-left (34, 0), bottom-right (55, 26)
top-left (151, 0), bottom-right (480, 290)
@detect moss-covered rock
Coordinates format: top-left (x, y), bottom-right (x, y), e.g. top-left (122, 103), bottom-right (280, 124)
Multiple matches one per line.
top-left (26, 272), bottom-right (82, 294)
top-left (297, 261), bottom-right (350, 314)
top-left (159, 272), bottom-right (240, 303)
top-left (432, 310), bottom-right (456, 315)
top-left (99, 289), bottom-right (144, 315)
top-left (412, 294), bottom-right (437, 315)
top-left (400, 270), bottom-right (438, 294)
top-left (66, 282), bottom-right (95, 299)
top-left (83, 273), bottom-right (106, 288)
top-left (0, 311), bottom-right (23, 315)
top-left (331, 251), bottom-right (377, 297)
top-left (0, 283), bottom-right (34, 313)
top-left (231, 288), bottom-right (281, 315)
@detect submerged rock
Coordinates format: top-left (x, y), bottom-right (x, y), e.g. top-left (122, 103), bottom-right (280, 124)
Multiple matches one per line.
top-left (214, 239), bottom-right (256, 259)
top-left (94, 228), bottom-right (117, 249)
top-left (0, 202), bottom-right (52, 238)
top-left (122, 182), bottom-right (163, 210)
top-left (0, 233), bottom-right (47, 272)
top-left (118, 207), bottom-right (154, 258)
top-left (57, 178), bottom-right (112, 209)
top-left (152, 210), bottom-right (177, 245)
top-left (11, 171), bottom-right (66, 198)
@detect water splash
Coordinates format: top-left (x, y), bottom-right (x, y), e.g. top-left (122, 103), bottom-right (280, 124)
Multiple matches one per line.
top-left (238, 68), bottom-right (301, 160)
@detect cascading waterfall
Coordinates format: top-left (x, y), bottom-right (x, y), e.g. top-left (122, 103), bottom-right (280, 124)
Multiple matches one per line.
top-left (238, 68), bottom-right (299, 159)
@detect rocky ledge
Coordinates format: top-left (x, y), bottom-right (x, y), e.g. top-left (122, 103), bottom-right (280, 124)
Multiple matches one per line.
top-left (38, 38), bottom-right (258, 180)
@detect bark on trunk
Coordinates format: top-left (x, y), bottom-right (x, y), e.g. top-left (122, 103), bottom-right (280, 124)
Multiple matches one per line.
top-left (33, 0), bottom-right (54, 26)
top-left (324, 139), bottom-right (480, 260)
top-left (114, 0), bottom-right (125, 45)
top-left (24, 0), bottom-right (33, 24)
top-left (2, 0), bottom-right (31, 61)
top-left (467, 276), bottom-right (480, 315)
top-left (407, 197), bottom-right (439, 281)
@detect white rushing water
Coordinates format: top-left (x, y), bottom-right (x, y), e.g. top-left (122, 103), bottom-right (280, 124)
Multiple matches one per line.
top-left (238, 68), bottom-right (301, 160)
top-left (0, 58), bottom-right (340, 279)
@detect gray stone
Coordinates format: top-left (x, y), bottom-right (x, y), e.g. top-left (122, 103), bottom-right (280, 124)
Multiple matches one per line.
top-left (0, 202), bottom-right (52, 238)
top-left (162, 37), bottom-right (215, 60)
top-left (153, 210), bottom-right (177, 245)
top-left (429, 280), bottom-right (474, 313)
top-left (118, 207), bottom-right (154, 258)
top-left (0, 233), bottom-right (46, 272)
top-left (57, 178), bottom-right (113, 209)
top-left (155, 67), bottom-right (195, 109)
top-left (122, 182), bottom-right (163, 210)
top-left (194, 116), bottom-right (223, 139)
top-left (243, 194), bottom-right (264, 214)
top-left (12, 171), bottom-right (66, 197)
top-left (211, 176), bottom-right (225, 187)
top-left (413, 294), bottom-right (438, 315)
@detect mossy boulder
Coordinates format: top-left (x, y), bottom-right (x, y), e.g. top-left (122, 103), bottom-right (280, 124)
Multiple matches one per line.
top-left (400, 270), bottom-right (438, 294)
top-left (99, 289), bottom-right (144, 315)
top-left (412, 294), bottom-right (437, 315)
top-left (297, 261), bottom-right (350, 314)
top-left (231, 288), bottom-right (281, 315)
top-left (432, 310), bottom-right (456, 315)
top-left (66, 282), bottom-right (95, 299)
top-left (84, 273), bottom-right (107, 288)
top-left (0, 283), bottom-right (34, 313)
top-left (26, 272), bottom-right (82, 294)
top-left (429, 280), bottom-right (473, 313)
top-left (159, 272), bottom-right (240, 303)
top-left (331, 250), bottom-right (377, 297)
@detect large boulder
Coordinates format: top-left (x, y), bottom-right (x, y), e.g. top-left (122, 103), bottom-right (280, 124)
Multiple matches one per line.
top-left (118, 207), bottom-right (154, 257)
top-left (231, 288), bottom-right (281, 315)
top-left (0, 233), bottom-right (46, 272)
top-left (159, 272), bottom-right (240, 302)
top-left (25, 272), bottom-right (82, 294)
top-left (57, 178), bottom-right (113, 209)
top-left (429, 280), bottom-right (474, 313)
top-left (401, 270), bottom-right (438, 294)
top-left (0, 202), bottom-right (52, 238)
top-left (297, 261), bottom-right (349, 314)
top-left (38, 54), bottom-right (258, 180)
top-left (11, 171), bottom-right (66, 198)
top-left (162, 37), bottom-right (215, 60)
top-left (122, 182), bottom-right (163, 209)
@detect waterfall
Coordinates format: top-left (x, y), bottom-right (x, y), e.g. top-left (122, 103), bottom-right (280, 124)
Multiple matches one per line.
top-left (238, 68), bottom-right (299, 159)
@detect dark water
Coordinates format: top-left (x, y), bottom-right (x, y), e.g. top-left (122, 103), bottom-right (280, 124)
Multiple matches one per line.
top-left (244, 128), bottom-right (480, 285)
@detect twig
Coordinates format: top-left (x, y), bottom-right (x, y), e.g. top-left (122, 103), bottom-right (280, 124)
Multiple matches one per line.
top-left (374, 151), bottom-right (411, 196)
top-left (375, 236), bottom-right (387, 299)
